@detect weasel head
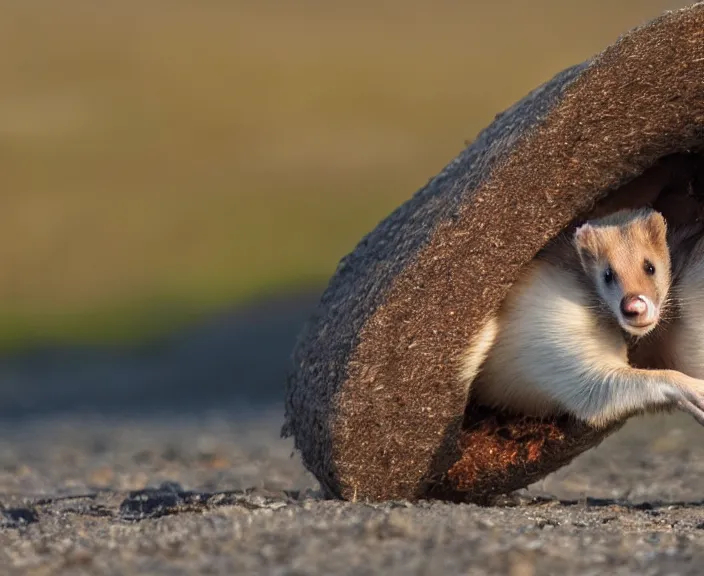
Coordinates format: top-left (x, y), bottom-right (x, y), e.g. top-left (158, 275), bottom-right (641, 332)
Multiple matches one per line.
top-left (573, 208), bottom-right (671, 338)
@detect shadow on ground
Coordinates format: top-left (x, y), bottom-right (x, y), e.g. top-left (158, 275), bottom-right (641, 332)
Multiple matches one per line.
top-left (0, 290), bottom-right (321, 421)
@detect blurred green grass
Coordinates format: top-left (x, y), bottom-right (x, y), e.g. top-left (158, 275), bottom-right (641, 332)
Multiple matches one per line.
top-left (0, 0), bottom-right (689, 349)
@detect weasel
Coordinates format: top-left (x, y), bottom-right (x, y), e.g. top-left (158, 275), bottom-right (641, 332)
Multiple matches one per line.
top-left (461, 208), bottom-right (704, 428)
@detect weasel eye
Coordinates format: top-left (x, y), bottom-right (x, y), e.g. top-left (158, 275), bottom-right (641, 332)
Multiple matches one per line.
top-left (603, 267), bottom-right (614, 285)
top-left (644, 260), bottom-right (656, 275)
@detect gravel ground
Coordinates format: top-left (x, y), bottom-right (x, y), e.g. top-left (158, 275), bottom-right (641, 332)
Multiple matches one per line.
top-left (1, 408), bottom-right (704, 575)
top-left (1, 295), bottom-right (704, 575)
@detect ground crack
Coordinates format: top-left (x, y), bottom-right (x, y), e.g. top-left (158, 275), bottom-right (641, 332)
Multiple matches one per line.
top-left (118, 482), bottom-right (297, 521)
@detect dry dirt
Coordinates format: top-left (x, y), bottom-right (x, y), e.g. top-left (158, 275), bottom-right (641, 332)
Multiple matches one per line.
top-left (1, 408), bottom-right (704, 575)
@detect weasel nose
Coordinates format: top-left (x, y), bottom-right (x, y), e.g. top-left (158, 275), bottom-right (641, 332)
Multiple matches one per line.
top-left (620, 294), bottom-right (647, 318)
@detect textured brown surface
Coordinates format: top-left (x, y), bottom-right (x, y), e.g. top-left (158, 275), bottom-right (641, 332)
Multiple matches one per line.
top-left (283, 3), bottom-right (704, 503)
top-left (428, 406), bottom-right (625, 504)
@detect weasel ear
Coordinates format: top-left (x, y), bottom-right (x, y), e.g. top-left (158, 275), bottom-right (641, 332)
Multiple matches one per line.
top-left (573, 223), bottom-right (597, 257)
top-left (643, 210), bottom-right (667, 248)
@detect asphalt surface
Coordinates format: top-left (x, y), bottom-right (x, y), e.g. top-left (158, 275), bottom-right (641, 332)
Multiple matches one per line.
top-left (1, 293), bottom-right (704, 575)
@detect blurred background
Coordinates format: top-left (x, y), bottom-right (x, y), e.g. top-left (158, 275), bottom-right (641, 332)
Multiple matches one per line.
top-left (0, 0), bottom-right (692, 421)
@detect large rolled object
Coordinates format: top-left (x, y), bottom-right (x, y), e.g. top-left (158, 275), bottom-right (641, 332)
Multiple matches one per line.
top-left (282, 4), bottom-right (704, 503)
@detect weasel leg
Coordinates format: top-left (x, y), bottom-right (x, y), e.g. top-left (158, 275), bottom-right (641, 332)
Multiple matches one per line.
top-left (561, 367), bottom-right (704, 428)
top-left (660, 371), bottom-right (704, 425)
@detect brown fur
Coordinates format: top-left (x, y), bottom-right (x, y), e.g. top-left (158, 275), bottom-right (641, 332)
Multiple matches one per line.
top-left (573, 209), bottom-right (671, 327)
top-left (539, 209), bottom-right (671, 315)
